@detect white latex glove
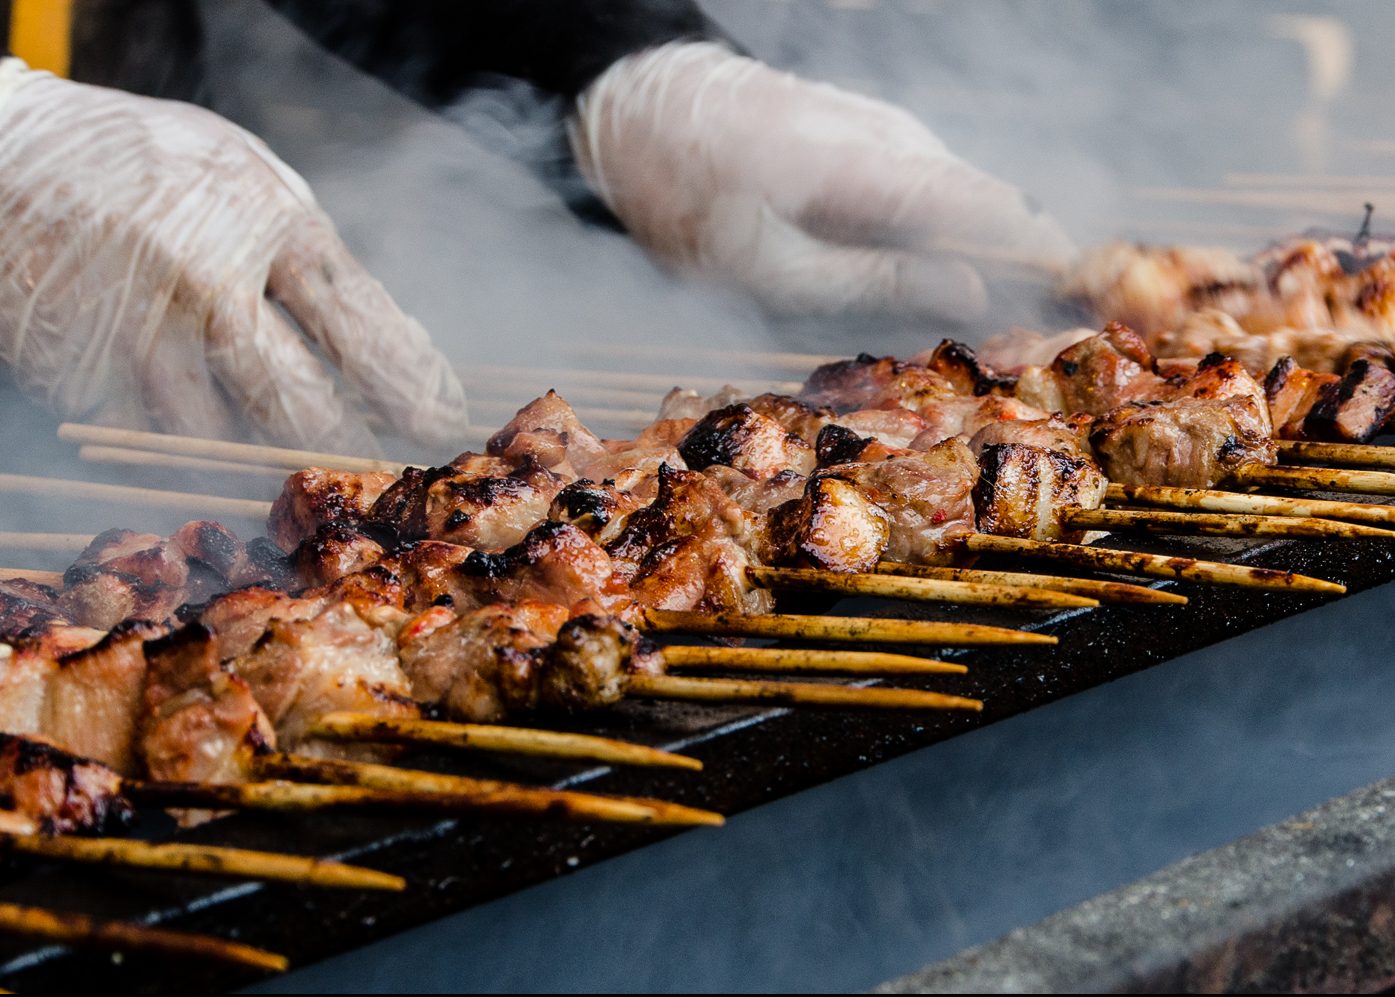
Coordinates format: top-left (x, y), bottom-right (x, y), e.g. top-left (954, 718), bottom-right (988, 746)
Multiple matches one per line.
top-left (0, 59), bottom-right (467, 453)
top-left (571, 42), bottom-right (1076, 322)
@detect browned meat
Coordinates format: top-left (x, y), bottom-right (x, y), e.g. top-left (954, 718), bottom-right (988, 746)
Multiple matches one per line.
top-left (742, 393), bottom-right (834, 445)
top-left (634, 417), bottom-right (701, 449)
top-left (815, 438), bottom-right (979, 564)
top-left (230, 601), bottom-right (416, 759)
top-left (418, 464), bottom-right (564, 550)
top-left (292, 524), bottom-right (387, 587)
top-left (703, 465), bottom-right (806, 516)
top-left (908, 395), bottom-right (1052, 448)
top-left (629, 535), bottom-right (775, 615)
top-left (192, 587), bottom-right (325, 660)
top-left (0, 643), bottom-right (56, 737)
top-left (397, 603), bottom-right (556, 722)
top-left (268, 469), bottom-right (398, 552)
top-left (800, 353), bottom-right (957, 414)
top-left (912, 339), bottom-right (1017, 396)
top-left (1090, 398), bottom-right (1276, 488)
top-left (42, 620), bottom-right (166, 774)
top-left (1265, 356), bottom-right (1340, 438)
top-left (974, 444), bottom-right (1108, 542)
top-left (828, 408), bottom-right (928, 449)
top-left (678, 404), bottom-right (816, 479)
top-left (606, 465), bottom-right (760, 575)
top-left (463, 522), bottom-right (634, 619)
top-left (1014, 323), bottom-right (1168, 416)
top-left (0, 734), bottom-right (132, 834)
top-left (1303, 356), bottom-right (1395, 442)
top-left (0, 580), bottom-right (68, 638)
top-left (548, 479), bottom-right (645, 546)
top-left (763, 477), bottom-right (890, 573)
top-left (379, 541), bottom-right (475, 611)
top-left (538, 614), bottom-right (661, 712)
top-left (140, 624), bottom-right (275, 786)
top-left (487, 391), bottom-right (607, 472)
top-left (656, 385), bottom-right (744, 422)
top-left (814, 424), bottom-right (882, 467)
top-left (967, 414), bottom-right (1091, 457)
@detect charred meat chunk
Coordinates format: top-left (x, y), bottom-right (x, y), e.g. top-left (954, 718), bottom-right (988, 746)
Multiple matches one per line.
top-left (629, 535), bottom-right (775, 616)
top-left (974, 444), bottom-right (1107, 542)
top-left (763, 477), bottom-right (890, 573)
top-left (268, 469), bottom-right (398, 552)
top-left (0, 734), bottom-right (132, 835)
top-left (678, 404), bottom-right (816, 479)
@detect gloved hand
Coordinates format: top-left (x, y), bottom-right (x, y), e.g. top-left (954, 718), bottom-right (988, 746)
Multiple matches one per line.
top-left (0, 58), bottom-right (466, 453)
top-left (571, 42), bottom-right (1076, 323)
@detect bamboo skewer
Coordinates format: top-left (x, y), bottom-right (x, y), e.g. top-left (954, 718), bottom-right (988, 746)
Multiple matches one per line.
top-left (127, 775), bottom-right (720, 826)
top-left (0, 474), bottom-right (272, 520)
top-left (79, 445), bottom-right (292, 480)
top-left (1277, 440), bottom-right (1395, 471)
top-left (0, 532), bottom-right (95, 554)
top-left (57, 422), bottom-right (411, 474)
top-left (627, 674), bottom-right (983, 712)
top-left (0, 901), bottom-right (289, 971)
top-left (0, 568), bottom-right (62, 585)
top-left (964, 534), bottom-right (1346, 594)
top-left (1061, 507), bottom-right (1395, 539)
top-left (310, 713), bottom-right (703, 771)
top-left (660, 645), bottom-right (967, 676)
top-left (457, 362), bottom-right (801, 396)
top-left (874, 562), bottom-right (1189, 606)
top-left (251, 755), bottom-right (725, 828)
top-left (0, 833), bottom-right (404, 891)
top-left (1232, 464), bottom-right (1395, 496)
top-left (747, 564), bottom-right (1099, 609)
top-left (1107, 483), bottom-right (1395, 526)
top-left (643, 608), bottom-right (1056, 646)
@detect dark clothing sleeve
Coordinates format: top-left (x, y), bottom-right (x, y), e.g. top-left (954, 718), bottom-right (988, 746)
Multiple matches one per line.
top-left (264, 0), bottom-right (732, 107)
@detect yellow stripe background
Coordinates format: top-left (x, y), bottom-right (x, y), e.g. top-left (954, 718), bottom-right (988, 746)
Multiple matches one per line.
top-left (9, 0), bottom-right (74, 77)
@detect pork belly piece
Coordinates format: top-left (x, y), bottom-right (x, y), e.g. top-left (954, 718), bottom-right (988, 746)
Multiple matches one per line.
top-left (974, 444), bottom-right (1108, 543)
top-left (1303, 356), bottom-right (1395, 442)
top-left (397, 603), bottom-right (557, 722)
top-left (268, 468), bottom-right (398, 552)
top-left (912, 339), bottom-right (1018, 396)
top-left (966, 413), bottom-right (1092, 457)
top-left (0, 734), bottom-right (132, 834)
top-left (0, 643), bottom-right (54, 737)
top-left (140, 624), bottom-right (276, 787)
top-left (42, 620), bottom-right (166, 774)
top-left (703, 465), bottom-right (806, 516)
top-left (678, 404), bottom-right (816, 479)
top-left (606, 465), bottom-right (760, 574)
top-left (742, 393), bottom-right (834, 445)
top-left (763, 476), bottom-right (890, 573)
top-left (815, 438), bottom-right (979, 564)
top-left (379, 541), bottom-right (474, 611)
top-left (292, 524), bottom-right (387, 587)
top-left (549, 479), bottom-right (645, 546)
top-left (1265, 357), bottom-right (1340, 439)
top-left (487, 390), bottom-right (608, 472)
top-left (1014, 323), bottom-right (1168, 416)
top-left (231, 602), bottom-right (417, 759)
top-left (191, 587), bottom-right (326, 659)
top-left (629, 535), bottom-right (775, 615)
top-left (1090, 398), bottom-right (1275, 489)
top-left (463, 522), bottom-right (634, 618)
top-left (800, 353), bottom-right (957, 413)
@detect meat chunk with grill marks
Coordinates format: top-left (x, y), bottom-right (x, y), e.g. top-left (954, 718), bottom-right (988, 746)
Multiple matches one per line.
top-left (540, 614), bottom-right (662, 712)
top-left (1303, 356), bottom-right (1395, 442)
top-left (269, 468), bottom-right (398, 552)
top-left (1265, 356), bottom-right (1339, 438)
top-left (549, 479), bottom-right (644, 546)
top-left (191, 586), bottom-right (325, 660)
top-left (463, 521), bottom-right (634, 619)
top-left (974, 444), bottom-right (1108, 542)
top-left (606, 464), bottom-right (759, 575)
top-left (1014, 322), bottom-right (1167, 416)
top-left (703, 465), bottom-right (806, 517)
top-left (0, 734), bottom-right (132, 834)
top-left (140, 624), bottom-right (276, 787)
top-left (967, 413), bottom-right (1091, 457)
top-left (800, 352), bottom-right (957, 413)
top-left (679, 404), bottom-right (816, 479)
top-left (292, 524), bottom-right (387, 588)
top-left (815, 438), bottom-right (979, 564)
top-left (369, 461), bottom-right (564, 551)
top-left (379, 540), bottom-right (474, 611)
top-left (629, 535), bottom-right (774, 615)
top-left (58, 529), bottom-right (189, 630)
top-left (764, 476), bottom-right (890, 573)
top-left (743, 393), bottom-right (834, 445)
top-left (487, 390), bottom-right (608, 472)
top-left (912, 339), bottom-right (1018, 396)
top-left (828, 408), bottom-right (928, 449)
top-left (42, 620), bottom-right (167, 774)
top-left (231, 601), bottom-right (417, 759)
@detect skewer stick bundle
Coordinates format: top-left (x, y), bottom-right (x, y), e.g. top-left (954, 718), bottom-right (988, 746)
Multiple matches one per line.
top-left (1107, 483), bottom-right (1395, 527)
top-left (964, 534), bottom-right (1345, 594)
top-left (643, 608), bottom-right (1056, 646)
top-left (627, 674), bottom-right (983, 712)
top-left (310, 713), bottom-right (703, 771)
top-left (747, 565), bottom-right (1099, 609)
top-left (79, 445), bottom-right (291, 480)
top-left (0, 532), bottom-right (96, 554)
top-left (251, 755), bottom-right (725, 828)
top-left (874, 562), bottom-right (1189, 606)
top-left (1061, 507), bottom-right (1395, 539)
top-left (0, 568), bottom-right (63, 585)
top-left (0, 833), bottom-right (404, 891)
top-left (0, 901), bottom-right (289, 971)
top-left (660, 645), bottom-right (968, 676)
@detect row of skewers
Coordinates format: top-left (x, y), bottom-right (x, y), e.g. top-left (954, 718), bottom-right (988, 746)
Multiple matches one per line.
top-left (3, 313), bottom-right (1395, 980)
